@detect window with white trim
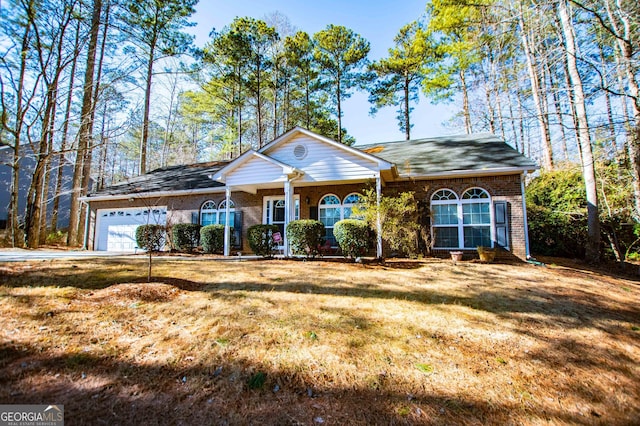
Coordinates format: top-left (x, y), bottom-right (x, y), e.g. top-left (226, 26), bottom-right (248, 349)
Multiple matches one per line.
top-left (462, 188), bottom-right (491, 248)
top-left (200, 200), bottom-right (217, 226)
top-left (431, 188), bottom-right (492, 249)
top-left (318, 193), bottom-right (363, 245)
top-left (200, 199), bottom-right (235, 227)
top-left (343, 193), bottom-right (363, 219)
top-left (219, 199), bottom-right (235, 228)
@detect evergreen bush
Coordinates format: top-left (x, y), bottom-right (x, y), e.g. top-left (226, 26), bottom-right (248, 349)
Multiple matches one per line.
top-left (135, 224), bottom-right (166, 252)
top-left (286, 219), bottom-right (325, 258)
top-left (200, 224), bottom-right (226, 254)
top-left (334, 219), bottom-right (371, 259)
top-left (247, 224), bottom-right (280, 257)
top-left (172, 223), bottom-right (201, 252)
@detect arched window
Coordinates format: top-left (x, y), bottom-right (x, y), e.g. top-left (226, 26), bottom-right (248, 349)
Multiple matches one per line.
top-left (343, 193), bottom-right (363, 219)
top-left (431, 189), bottom-right (460, 248)
top-left (200, 201), bottom-right (217, 226)
top-left (431, 188), bottom-right (492, 249)
top-left (200, 199), bottom-right (235, 227)
top-left (218, 199), bottom-right (235, 228)
top-left (318, 193), bottom-right (363, 245)
top-left (461, 188), bottom-right (491, 248)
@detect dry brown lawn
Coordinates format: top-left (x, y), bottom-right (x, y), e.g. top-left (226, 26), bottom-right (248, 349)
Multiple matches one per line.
top-left (0, 255), bottom-right (638, 425)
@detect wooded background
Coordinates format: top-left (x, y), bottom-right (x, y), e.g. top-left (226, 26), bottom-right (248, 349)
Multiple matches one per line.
top-left (1, 0), bottom-right (638, 262)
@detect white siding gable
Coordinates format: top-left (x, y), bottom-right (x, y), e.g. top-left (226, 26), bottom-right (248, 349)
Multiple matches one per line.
top-left (225, 155), bottom-right (289, 186)
top-left (266, 134), bottom-right (379, 183)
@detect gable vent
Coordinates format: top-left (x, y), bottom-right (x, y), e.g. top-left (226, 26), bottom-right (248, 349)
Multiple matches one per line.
top-left (293, 144), bottom-right (307, 160)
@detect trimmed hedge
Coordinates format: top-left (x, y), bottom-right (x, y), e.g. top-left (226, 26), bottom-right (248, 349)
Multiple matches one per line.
top-left (334, 219), bottom-right (370, 259)
top-left (172, 223), bottom-right (201, 253)
top-left (201, 224), bottom-right (226, 254)
top-left (247, 224), bottom-right (280, 258)
top-left (135, 224), bottom-right (166, 252)
top-left (286, 219), bottom-right (324, 258)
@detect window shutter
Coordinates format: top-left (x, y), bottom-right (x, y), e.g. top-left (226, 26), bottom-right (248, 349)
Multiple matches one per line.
top-left (309, 206), bottom-right (318, 220)
top-left (232, 211), bottom-right (243, 249)
top-left (191, 211), bottom-right (199, 225)
top-left (494, 201), bottom-right (509, 249)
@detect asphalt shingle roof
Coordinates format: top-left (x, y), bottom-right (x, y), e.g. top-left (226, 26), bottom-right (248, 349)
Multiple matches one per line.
top-left (90, 133), bottom-right (536, 197)
top-left (358, 133), bottom-right (537, 176)
top-left (89, 161), bottom-right (227, 197)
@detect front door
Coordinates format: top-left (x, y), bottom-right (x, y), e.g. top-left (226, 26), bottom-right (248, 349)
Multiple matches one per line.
top-left (263, 196), bottom-right (300, 236)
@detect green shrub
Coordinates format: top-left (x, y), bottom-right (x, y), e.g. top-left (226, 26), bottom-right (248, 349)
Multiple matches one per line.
top-left (45, 230), bottom-right (67, 246)
top-left (353, 189), bottom-right (420, 257)
top-left (247, 224), bottom-right (280, 258)
top-left (135, 224), bottom-right (166, 252)
top-left (526, 170), bottom-right (588, 257)
top-left (200, 224), bottom-right (226, 254)
top-left (172, 223), bottom-right (201, 252)
top-left (286, 220), bottom-right (325, 258)
top-left (334, 219), bottom-right (371, 259)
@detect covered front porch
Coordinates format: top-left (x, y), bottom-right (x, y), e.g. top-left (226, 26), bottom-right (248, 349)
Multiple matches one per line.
top-left (210, 127), bottom-right (396, 258)
top-left (216, 180), bottom-right (384, 258)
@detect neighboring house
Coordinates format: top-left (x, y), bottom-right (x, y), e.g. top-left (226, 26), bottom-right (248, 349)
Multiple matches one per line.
top-left (0, 145), bottom-right (74, 231)
top-left (82, 127), bottom-right (538, 259)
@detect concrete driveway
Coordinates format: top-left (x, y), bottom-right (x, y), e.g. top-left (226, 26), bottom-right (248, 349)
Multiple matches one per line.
top-left (0, 249), bottom-right (135, 262)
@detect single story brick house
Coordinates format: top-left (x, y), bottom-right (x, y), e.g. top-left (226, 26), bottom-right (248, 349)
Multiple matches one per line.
top-left (82, 127), bottom-right (538, 259)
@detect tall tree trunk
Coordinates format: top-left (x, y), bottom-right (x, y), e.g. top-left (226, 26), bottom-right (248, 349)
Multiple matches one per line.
top-left (77, 0), bottom-right (109, 241)
top-left (460, 69), bottom-right (472, 134)
top-left (39, 94), bottom-right (58, 244)
top-left (336, 70), bottom-right (342, 143)
top-left (25, 88), bottom-right (55, 248)
top-left (515, 86), bottom-right (527, 155)
top-left (547, 61), bottom-right (570, 160)
top-left (97, 102), bottom-right (108, 190)
top-left (8, 1), bottom-right (34, 247)
top-left (51, 17), bottom-right (81, 232)
top-left (140, 37), bottom-right (156, 175)
top-left (507, 89), bottom-right (520, 152)
top-left (562, 59), bottom-right (582, 163)
top-left (25, 0), bottom-right (74, 248)
top-left (558, 0), bottom-right (600, 262)
top-left (518, 9), bottom-right (553, 169)
top-left (604, 0), bottom-right (640, 219)
top-left (68, 0), bottom-right (102, 246)
top-left (404, 75), bottom-right (411, 140)
top-left (492, 74), bottom-right (505, 139)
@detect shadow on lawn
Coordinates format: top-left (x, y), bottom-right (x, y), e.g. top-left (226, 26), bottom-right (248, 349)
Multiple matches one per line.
top-left (3, 260), bottom-right (639, 335)
top-left (204, 279), bottom-right (640, 333)
top-left (0, 342), bottom-right (617, 426)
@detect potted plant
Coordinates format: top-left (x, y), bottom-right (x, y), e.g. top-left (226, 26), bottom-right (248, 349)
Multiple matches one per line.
top-left (477, 246), bottom-right (496, 262)
top-left (450, 251), bottom-right (464, 263)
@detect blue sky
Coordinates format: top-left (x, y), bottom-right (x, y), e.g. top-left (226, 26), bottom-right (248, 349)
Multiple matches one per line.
top-left (189, 0), bottom-right (458, 144)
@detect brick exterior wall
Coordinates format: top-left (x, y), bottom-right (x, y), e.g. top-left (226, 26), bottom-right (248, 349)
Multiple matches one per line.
top-left (87, 173), bottom-right (529, 260)
top-left (382, 174), bottom-right (527, 260)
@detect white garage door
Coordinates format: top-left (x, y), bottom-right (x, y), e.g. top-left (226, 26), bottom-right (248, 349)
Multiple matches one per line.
top-left (96, 207), bottom-right (167, 251)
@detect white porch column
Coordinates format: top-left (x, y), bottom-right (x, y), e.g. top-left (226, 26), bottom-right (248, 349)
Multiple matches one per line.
top-left (223, 186), bottom-right (231, 256)
top-left (521, 171), bottom-right (531, 258)
top-left (283, 179), bottom-right (293, 256)
top-left (376, 173), bottom-right (383, 259)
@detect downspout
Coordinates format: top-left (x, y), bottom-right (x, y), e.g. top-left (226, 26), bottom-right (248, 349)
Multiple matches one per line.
top-left (224, 186), bottom-right (231, 256)
top-left (521, 171), bottom-right (531, 259)
top-left (82, 200), bottom-right (90, 250)
top-left (376, 172), bottom-right (383, 259)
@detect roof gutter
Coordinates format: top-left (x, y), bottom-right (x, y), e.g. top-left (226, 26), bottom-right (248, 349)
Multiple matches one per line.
top-left (79, 186), bottom-right (227, 202)
top-left (394, 166), bottom-right (538, 180)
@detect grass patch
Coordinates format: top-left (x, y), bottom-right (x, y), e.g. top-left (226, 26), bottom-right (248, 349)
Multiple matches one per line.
top-left (0, 256), bottom-right (638, 424)
top-left (415, 363), bottom-right (434, 374)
